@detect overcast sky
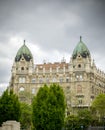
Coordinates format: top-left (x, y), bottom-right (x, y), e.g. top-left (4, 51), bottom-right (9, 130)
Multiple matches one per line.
top-left (0, 0), bottom-right (105, 90)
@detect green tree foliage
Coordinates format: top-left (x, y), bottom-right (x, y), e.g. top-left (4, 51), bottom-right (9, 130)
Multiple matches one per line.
top-left (65, 109), bottom-right (92, 130)
top-left (20, 102), bottom-right (32, 130)
top-left (32, 84), bottom-right (65, 130)
top-left (78, 109), bottom-right (92, 128)
top-left (92, 94), bottom-right (105, 118)
top-left (65, 115), bottom-right (79, 130)
top-left (19, 90), bottom-right (33, 103)
top-left (0, 89), bottom-right (21, 126)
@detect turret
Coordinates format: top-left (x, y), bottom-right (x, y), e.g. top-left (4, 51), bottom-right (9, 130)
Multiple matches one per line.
top-left (72, 36), bottom-right (91, 59)
top-left (70, 36), bottom-right (91, 73)
top-left (11, 40), bottom-right (34, 82)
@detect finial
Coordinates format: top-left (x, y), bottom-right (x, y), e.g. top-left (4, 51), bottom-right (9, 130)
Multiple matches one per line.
top-left (80, 36), bottom-right (82, 42)
top-left (24, 40), bottom-right (26, 45)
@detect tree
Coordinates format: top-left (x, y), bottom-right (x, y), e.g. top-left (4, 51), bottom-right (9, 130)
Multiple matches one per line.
top-left (19, 90), bottom-right (34, 104)
top-left (32, 84), bottom-right (65, 130)
top-left (92, 94), bottom-right (105, 118)
top-left (65, 115), bottom-right (79, 130)
top-left (0, 89), bottom-right (21, 126)
top-left (77, 109), bottom-right (92, 129)
top-left (20, 102), bottom-right (32, 130)
top-left (65, 109), bottom-right (92, 130)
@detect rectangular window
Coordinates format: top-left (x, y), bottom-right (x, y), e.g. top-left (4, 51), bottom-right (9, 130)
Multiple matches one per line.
top-left (32, 78), bottom-right (35, 83)
top-left (19, 77), bottom-right (25, 83)
top-left (32, 88), bottom-right (35, 94)
top-left (66, 77), bottom-right (69, 83)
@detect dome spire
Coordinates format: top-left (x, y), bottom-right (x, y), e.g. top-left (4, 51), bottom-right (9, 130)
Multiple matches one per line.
top-left (80, 36), bottom-right (82, 42)
top-left (24, 40), bottom-right (26, 45)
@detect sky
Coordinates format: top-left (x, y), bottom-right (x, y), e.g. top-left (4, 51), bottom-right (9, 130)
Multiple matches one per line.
top-left (0, 0), bottom-right (105, 92)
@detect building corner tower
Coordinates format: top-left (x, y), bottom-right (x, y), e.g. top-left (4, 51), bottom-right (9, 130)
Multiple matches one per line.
top-left (9, 40), bottom-right (34, 102)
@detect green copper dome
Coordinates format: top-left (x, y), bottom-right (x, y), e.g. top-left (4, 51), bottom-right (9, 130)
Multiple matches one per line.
top-left (15, 40), bottom-right (33, 62)
top-left (72, 36), bottom-right (90, 59)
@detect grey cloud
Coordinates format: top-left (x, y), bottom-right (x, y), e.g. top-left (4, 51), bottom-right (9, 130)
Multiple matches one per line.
top-left (0, 0), bottom-right (105, 84)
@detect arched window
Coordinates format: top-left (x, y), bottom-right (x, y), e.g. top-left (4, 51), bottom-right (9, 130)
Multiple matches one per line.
top-left (59, 78), bottom-right (63, 83)
top-left (80, 75), bottom-right (83, 81)
top-left (52, 77), bottom-right (56, 83)
top-left (46, 78), bottom-right (49, 83)
top-left (19, 87), bottom-right (24, 92)
top-left (77, 85), bottom-right (82, 93)
top-left (39, 78), bottom-right (43, 83)
top-left (76, 74), bottom-right (83, 81)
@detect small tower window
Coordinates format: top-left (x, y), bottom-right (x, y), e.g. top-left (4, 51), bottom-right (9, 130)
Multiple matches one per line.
top-left (78, 64), bottom-right (81, 68)
top-left (78, 55), bottom-right (81, 58)
top-left (21, 67), bottom-right (24, 70)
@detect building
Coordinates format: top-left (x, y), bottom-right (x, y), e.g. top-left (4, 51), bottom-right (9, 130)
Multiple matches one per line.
top-left (9, 36), bottom-right (105, 112)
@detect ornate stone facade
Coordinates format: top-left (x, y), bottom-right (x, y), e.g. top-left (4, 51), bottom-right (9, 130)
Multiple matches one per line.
top-left (9, 37), bottom-right (105, 112)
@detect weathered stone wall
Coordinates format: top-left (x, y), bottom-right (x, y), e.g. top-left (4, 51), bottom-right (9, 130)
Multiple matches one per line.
top-left (0, 121), bottom-right (20, 130)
